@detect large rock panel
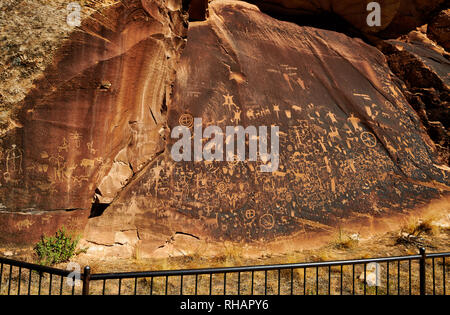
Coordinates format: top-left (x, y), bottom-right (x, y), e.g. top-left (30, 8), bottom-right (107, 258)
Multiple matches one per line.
top-left (0, 0), bottom-right (188, 243)
top-left (84, 1), bottom-right (450, 257)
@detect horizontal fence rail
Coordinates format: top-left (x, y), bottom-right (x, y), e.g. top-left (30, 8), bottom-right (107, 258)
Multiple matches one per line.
top-left (1, 248), bottom-right (448, 295)
top-left (0, 256), bottom-right (81, 295)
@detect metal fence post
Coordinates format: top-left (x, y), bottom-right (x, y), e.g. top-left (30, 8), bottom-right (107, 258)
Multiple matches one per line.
top-left (82, 266), bottom-right (91, 296)
top-left (419, 248), bottom-right (426, 296)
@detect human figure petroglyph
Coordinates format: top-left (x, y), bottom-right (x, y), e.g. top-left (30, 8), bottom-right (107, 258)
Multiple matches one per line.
top-left (348, 114), bottom-right (363, 132)
top-left (223, 93), bottom-right (237, 111)
top-left (69, 131), bottom-right (82, 148)
top-left (87, 141), bottom-right (97, 155)
top-left (58, 138), bottom-right (69, 153)
top-left (6, 144), bottom-right (23, 175)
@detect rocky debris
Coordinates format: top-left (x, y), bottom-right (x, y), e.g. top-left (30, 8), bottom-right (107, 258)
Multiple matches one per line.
top-left (428, 9), bottom-right (450, 51)
top-left (83, 0), bottom-right (449, 257)
top-left (2, 250), bottom-right (13, 256)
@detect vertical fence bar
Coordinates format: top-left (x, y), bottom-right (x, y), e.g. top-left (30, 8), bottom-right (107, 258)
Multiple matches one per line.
top-left (118, 278), bottom-right (122, 295)
top-left (195, 274), bottom-right (198, 296)
top-left (264, 271), bottom-right (267, 295)
top-left (102, 279), bottom-right (106, 295)
top-left (340, 265), bottom-right (343, 295)
top-left (303, 268), bottom-right (306, 295)
top-left (277, 269), bottom-right (280, 295)
top-left (363, 263), bottom-right (366, 296)
top-left (165, 276), bottom-right (168, 295)
top-left (150, 277), bottom-right (153, 296)
top-left (134, 277), bottom-right (138, 295)
top-left (432, 257), bottom-right (435, 295)
top-left (0, 263), bottom-right (3, 293)
top-left (328, 266), bottom-right (331, 295)
top-left (408, 259), bottom-right (412, 295)
top-left (397, 261), bottom-right (400, 295)
top-left (82, 266), bottom-right (91, 296)
top-left (224, 273), bottom-right (227, 295)
top-left (60, 276), bottom-right (64, 295)
top-left (27, 269), bottom-right (31, 295)
top-left (251, 271), bottom-right (254, 295)
top-left (180, 275), bottom-right (183, 295)
top-left (238, 272), bottom-right (241, 295)
top-left (17, 267), bottom-right (21, 295)
top-left (290, 268), bottom-right (293, 295)
top-left (49, 273), bottom-right (53, 295)
top-left (38, 272), bottom-right (42, 295)
top-left (316, 266), bottom-right (319, 295)
top-left (352, 264), bottom-right (355, 295)
top-left (7, 265), bottom-right (12, 295)
top-left (419, 247), bottom-right (426, 296)
top-left (443, 257), bottom-right (446, 295)
top-left (209, 273), bottom-right (212, 296)
top-left (386, 262), bottom-right (390, 296)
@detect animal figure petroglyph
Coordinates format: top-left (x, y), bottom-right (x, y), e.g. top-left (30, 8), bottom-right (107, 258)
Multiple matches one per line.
top-left (203, 213), bottom-right (219, 229)
top-left (81, 159), bottom-right (95, 168)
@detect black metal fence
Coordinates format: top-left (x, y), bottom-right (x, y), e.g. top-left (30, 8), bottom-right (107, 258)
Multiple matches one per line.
top-left (1, 248), bottom-right (448, 295)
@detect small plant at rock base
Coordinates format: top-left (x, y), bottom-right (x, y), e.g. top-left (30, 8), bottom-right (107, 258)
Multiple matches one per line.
top-left (34, 227), bottom-right (80, 265)
top-left (333, 227), bottom-right (359, 249)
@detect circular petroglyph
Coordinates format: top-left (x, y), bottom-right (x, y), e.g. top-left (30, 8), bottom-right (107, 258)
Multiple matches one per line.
top-left (259, 213), bottom-right (275, 230)
top-left (360, 131), bottom-right (377, 148)
top-left (179, 113), bottom-right (194, 128)
top-left (245, 209), bottom-right (256, 220)
top-left (216, 181), bottom-right (227, 194)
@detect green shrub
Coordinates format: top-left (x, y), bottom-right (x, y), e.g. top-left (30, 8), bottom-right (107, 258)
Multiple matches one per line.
top-left (34, 227), bottom-right (80, 265)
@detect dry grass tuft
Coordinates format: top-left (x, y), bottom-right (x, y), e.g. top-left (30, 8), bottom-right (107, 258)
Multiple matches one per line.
top-left (332, 228), bottom-right (359, 250)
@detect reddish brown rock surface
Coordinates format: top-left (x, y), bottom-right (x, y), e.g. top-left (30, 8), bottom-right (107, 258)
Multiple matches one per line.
top-left (380, 25), bottom-right (450, 164)
top-left (83, 1), bottom-right (449, 257)
top-left (428, 9), bottom-right (450, 51)
top-left (0, 0), bottom-right (449, 256)
top-left (0, 0), bottom-right (188, 244)
top-left (247, 0), bottom-right (446, 38)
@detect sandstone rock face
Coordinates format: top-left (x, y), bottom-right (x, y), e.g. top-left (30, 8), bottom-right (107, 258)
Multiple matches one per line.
top-left (1, 0), bottom-right (449, 256)
top-left (247, 0), bottom-right (446, 38)
top-left (428, 9), bottom-right (450, 51)
top-left (381, 26), bottom-right (450, 164)
top-left (83, 1), bottom-right (449, 257)
top-left (0, 0), bottom-right (188, 243)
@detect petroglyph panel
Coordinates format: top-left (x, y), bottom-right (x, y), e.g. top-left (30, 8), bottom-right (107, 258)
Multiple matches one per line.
top-left (85, 1), bottom-right (449, 244)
